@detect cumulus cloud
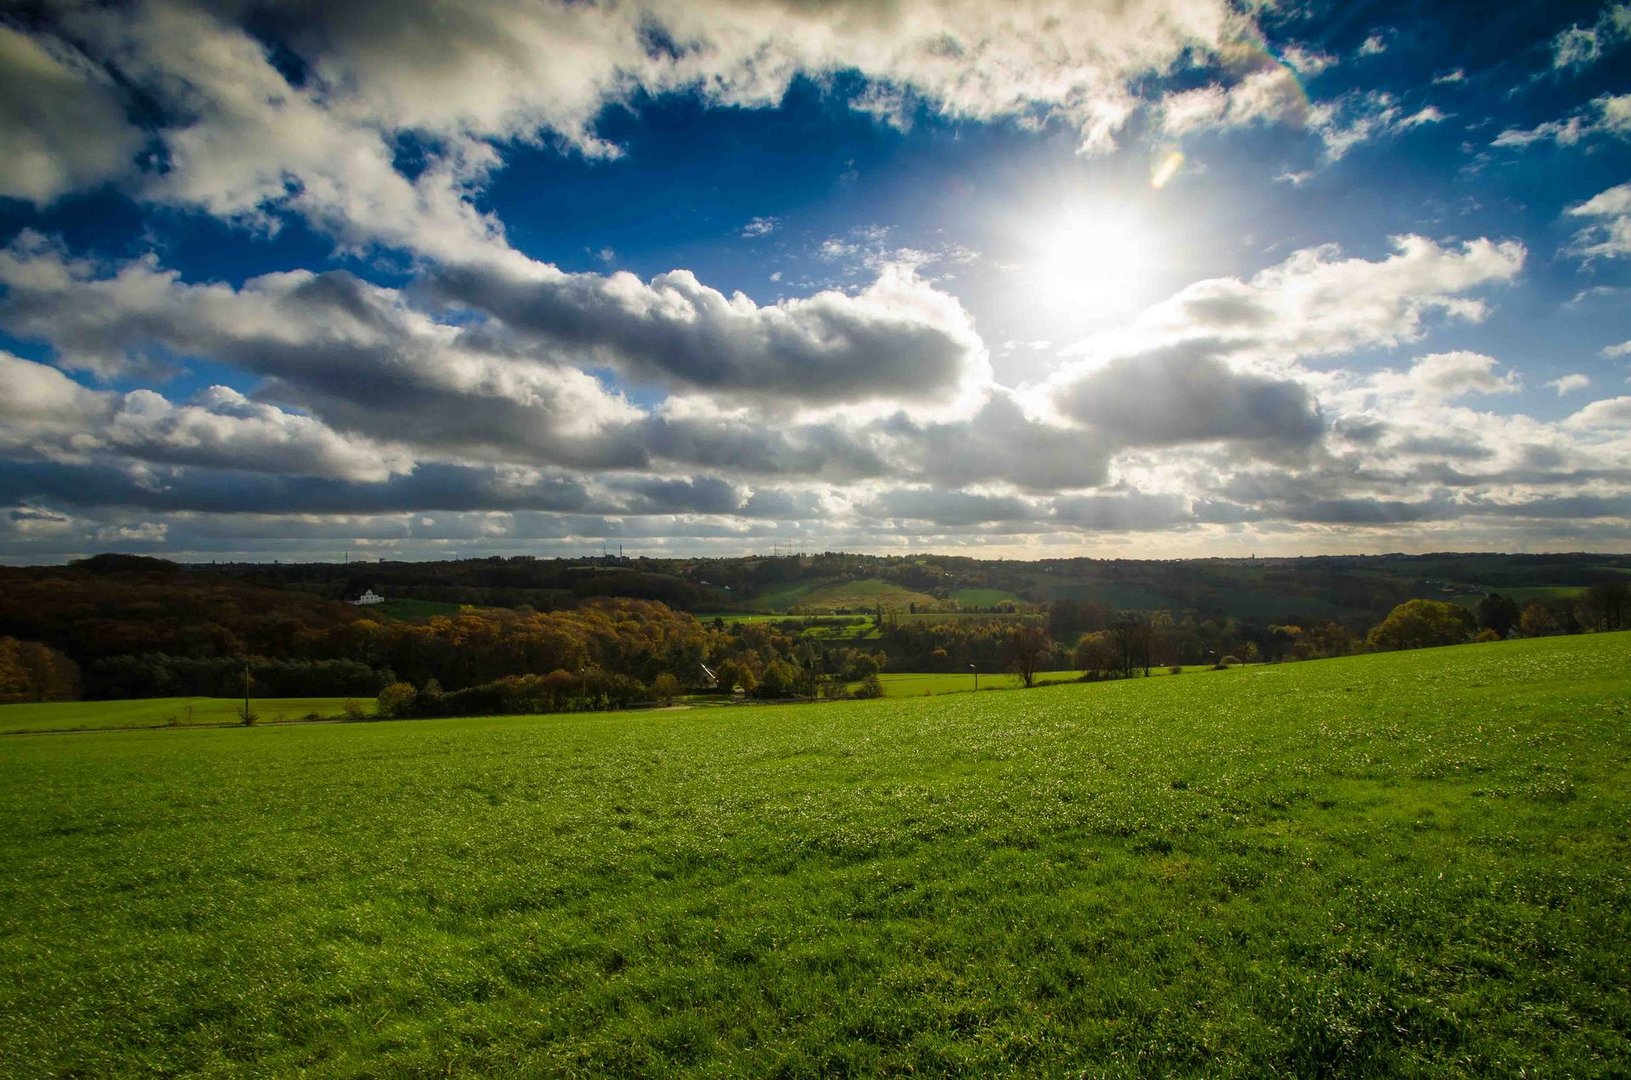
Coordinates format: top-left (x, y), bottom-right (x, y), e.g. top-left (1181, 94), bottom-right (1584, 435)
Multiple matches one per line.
top-left (1069, 234), bottom-right (1525, 366)
top-left (428, 259), bottom-right (988, 406)
top-left (0, 25), bottom-right (142, 204)
top-left (0, 235), bottom-right (653, 465)
top-left (7, 0), bottom-right (1248, 263)
top-left (855, 488), bottom-right (1036, 527)
top-left (1054, 344), bottom-right (1324, 448)
top-left (1565, 396), bottom-right (1631, 428)
top-left (1567, 181), bottom-right (1631, 260)
top-left (1397, 351), bottom-right (1523, 399)
top-left (1547, 374), bottom-right (1591, 395)
top-left (0, 353), bottom-right (411, 482)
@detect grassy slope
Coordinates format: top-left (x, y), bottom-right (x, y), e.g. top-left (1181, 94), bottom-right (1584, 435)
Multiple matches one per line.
top-left (373, 598), bottom-right (466, 620)
top-left (871, 670), bottom-right (1086, 697)
top-left (1, 634), bottom-right (1628, 1075)
top-left (747, 578), bottom-right (938, 612)
top-left (0, 696), bottom-right (372, 734)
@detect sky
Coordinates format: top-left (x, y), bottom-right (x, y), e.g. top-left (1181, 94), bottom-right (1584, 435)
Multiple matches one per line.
top-left (0, 0), bottom-right (1628, 564)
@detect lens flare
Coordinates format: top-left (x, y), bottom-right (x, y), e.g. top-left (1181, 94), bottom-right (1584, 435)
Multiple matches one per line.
top-left (1151, 151), bottom-right (1184, 189)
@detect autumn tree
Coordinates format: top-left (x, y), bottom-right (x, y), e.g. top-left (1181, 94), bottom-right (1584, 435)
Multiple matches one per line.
top-left (1366, 600), bottom-right (1476, 652)
top-left (1003, 624), bottom-right (1053, 688)
top-left (1476, 593), bottom-right (1521, 639)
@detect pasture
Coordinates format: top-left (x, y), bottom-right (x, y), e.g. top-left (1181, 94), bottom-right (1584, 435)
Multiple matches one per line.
top-left (1, 633), bottom-right (1628, 1075)
top-left (0, 696), bottom-right (370, 735)
top-left (868, 669), bottom-right (1087, 697)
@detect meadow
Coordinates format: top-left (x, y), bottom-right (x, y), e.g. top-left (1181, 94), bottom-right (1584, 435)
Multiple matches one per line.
top-left (0, 696), bottom-right (371, 735)
top-left (1, 633), bottom-right (1628, 1075)
top-left (868, 669), bottom-right (1087, 697)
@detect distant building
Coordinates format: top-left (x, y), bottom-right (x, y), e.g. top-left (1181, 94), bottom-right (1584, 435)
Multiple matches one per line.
top-left (351, 589), bottom-right (385, 606)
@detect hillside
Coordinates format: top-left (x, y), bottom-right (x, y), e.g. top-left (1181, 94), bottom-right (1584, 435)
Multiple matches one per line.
top-left (217, 551), bottom-right (1631, 627)
top-left (2, 633), bottom-right (1627, 1074)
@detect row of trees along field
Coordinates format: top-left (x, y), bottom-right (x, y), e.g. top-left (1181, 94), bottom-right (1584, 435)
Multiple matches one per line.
top-left (0, 555), bottom-right (1624, 707)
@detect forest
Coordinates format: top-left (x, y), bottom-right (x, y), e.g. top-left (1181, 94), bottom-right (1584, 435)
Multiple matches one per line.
top-left (0, 552), bottom-right (1625, 710)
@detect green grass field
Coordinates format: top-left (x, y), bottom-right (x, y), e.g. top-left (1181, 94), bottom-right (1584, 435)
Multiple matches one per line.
top-left (0, 696), bottom-right (372, 734)
top-left (745, 577), bottom-right (938, 613)
top-left (869, 669), bottom-right (1085, 696)
top-left (947, 587), bottom-right (1026, 607)
top-left (2, 634), bottom-right (1628, 1074)
top-left (373, 598), bottom-right (467, 620)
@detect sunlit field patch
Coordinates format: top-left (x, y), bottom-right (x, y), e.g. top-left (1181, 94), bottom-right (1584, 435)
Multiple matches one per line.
top-left (1, 633), bottom-right (1627, 1074)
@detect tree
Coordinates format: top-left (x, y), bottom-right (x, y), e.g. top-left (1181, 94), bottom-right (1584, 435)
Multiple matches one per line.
top-left (1578, 579), bottom-right (1630, 632)
top-left (651, 672), bottom-right (682, 704)
top-left (1073, 631), bottom-right (1121, 680)
top-left (376, 681), bottom-right (417, 719)
top-left (854, 673), bottom-right (885, 698)
top-left (1003, 624), bottom-right (1053, 688)
top-left (1476, 593), bottom-right (1521, 639)
top-left (1366, 599), bottom-right (1476, 652)
top-left (1519, 602), bottom-right (1556, 638)
top-left (757, 659), bottom-right (799, 699)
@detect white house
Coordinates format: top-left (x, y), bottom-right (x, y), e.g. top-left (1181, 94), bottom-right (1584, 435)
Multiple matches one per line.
top-left (351, 589), bottom-right (385, 606)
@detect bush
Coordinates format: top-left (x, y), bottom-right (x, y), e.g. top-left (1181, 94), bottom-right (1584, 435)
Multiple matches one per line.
top-left (341, 698), bottom-right (367, 720)
top-left (376, 681), bottom-right (417, 719)
top-left (854, 673), bottom-right (885, 699)
top-left (1214, 655), bottom-right (1239, 670)
top-left (1168, 665), bottom-right (1183, 675)
top-left (237, 704), bottom-right (258, 726)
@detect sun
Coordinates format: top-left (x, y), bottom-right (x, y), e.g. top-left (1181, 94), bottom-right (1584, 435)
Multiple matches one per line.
top-left (1027, 203), bottom-right (1158, 319)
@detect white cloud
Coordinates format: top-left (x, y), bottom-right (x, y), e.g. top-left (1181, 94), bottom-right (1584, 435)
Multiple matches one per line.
top-left (0, 353), bottom-right (409, 482)
top-left (1551, 3), bottom-right (1631, 70)
top-left (1279, 44), bottom-right (1335, 77)
top-left (0, 25), bottom-right (142, 204)
top-left (1070, 234), bottom-right (1525, 366)
top-left (429, 258), bottom-right (990, 407)
top-left (8, 0), bottom-right (1250, 263)
top-left (1547, 374), bottom-right (1591, 395)
top-left (1398, 351), bottom-right (1522, 399)
top-left (1603, 340), bottom-right (1631, 357)
top-left (1565, 396), bottom-right (1631, 428)
top-left (741, 216), bottom-right (780, 238)
top-left (1161, 75), bottom-right (1446, 161)
top-left (1492, 93), bottom-right (1631, 148)
top-left (1567, 181), bottom-right (1631, 260)
top-left (1357, 34), bottom-right (1387, 56)
top-left (1314, 93), bottom-right (1447, 161)
top-left (1054, 344), bottom-right (1323, 448)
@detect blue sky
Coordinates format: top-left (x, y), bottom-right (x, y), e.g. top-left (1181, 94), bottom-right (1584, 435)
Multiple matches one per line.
top-left (0, 0), bottom-right (1627, 562)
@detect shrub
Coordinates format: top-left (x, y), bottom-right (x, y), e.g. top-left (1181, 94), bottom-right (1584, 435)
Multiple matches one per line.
top-left (341, 698), bottom-right (367, 721)
top-left (1214, 655), bottom-right (1239, 669)
top-left (1168, 665), bottom-right (1183, 675)
top-left (854, 673), bottom-right (885, 699)
top-left (237, 704), bottom-right (258, 726)
top-left (376, 681), bottom-right (417, 719)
